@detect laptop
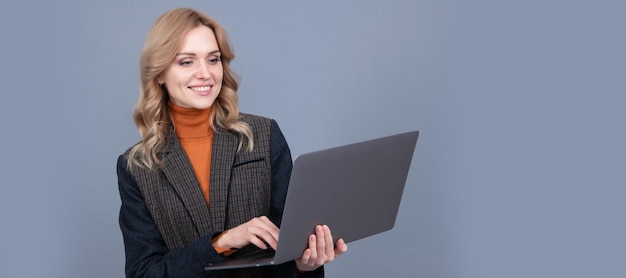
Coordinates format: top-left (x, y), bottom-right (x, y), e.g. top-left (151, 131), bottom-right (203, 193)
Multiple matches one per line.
top-left (205, 130), bottom-right (419, 270)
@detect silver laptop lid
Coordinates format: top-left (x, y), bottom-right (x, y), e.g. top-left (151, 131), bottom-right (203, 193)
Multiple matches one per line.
top-left (273, 130), bottom-right (419, 264)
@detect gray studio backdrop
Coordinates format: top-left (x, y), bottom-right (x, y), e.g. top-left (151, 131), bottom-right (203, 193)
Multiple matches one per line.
top-left (0, 0), bottom-right (624, 277)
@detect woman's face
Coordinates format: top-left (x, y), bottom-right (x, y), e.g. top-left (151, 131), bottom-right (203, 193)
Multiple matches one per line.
top-left (160, 25), bottom-right (224, 109)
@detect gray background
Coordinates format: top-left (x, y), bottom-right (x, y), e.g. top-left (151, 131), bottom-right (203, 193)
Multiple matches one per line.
top-left (0, 0), bottom-right (624, 277)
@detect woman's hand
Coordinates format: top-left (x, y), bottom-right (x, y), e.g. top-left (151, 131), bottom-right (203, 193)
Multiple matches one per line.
top-left (295, 225), bottom-right (348, 272)
top-left (212, 216), bottom-right (280, 251)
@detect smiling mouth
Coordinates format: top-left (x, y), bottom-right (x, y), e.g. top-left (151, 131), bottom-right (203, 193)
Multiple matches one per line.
top-left (189, 86), bottom-right (212, 92)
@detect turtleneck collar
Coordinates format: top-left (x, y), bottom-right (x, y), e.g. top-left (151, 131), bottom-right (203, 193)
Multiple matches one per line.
top-left (168, 102), bottom-right (213, 138)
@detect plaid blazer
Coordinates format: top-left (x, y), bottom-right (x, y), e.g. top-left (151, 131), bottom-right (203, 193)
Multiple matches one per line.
top-left (117, 115), bottom-right (323, 277)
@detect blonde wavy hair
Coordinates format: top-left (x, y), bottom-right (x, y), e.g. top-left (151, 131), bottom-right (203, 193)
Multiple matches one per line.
top-left (128, 8), bottom-right (253, 170)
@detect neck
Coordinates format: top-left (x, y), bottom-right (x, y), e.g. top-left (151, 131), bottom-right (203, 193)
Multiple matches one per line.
top-left (168, 102), bottom-right (213, 138)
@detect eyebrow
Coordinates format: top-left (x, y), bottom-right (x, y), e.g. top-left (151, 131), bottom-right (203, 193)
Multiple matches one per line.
top-left (176, 50), bottom-right (221, 56)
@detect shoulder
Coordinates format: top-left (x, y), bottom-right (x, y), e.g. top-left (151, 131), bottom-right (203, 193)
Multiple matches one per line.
top-left (238, 112), bottom-right (277, 139)
top-left (237, 113), bottom-right (288, 154)
top-left (238, 113), bottom-right (287, 141)
top-left (120, 143), bottom-right (139, 158)
top-left (118, 142), bottom-right (143, 169)
top-left (239, 112), bottom-right (273, 128)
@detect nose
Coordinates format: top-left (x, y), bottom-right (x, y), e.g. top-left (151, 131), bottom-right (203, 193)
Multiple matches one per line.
top-left (195, 61), bottom-right (211, 79)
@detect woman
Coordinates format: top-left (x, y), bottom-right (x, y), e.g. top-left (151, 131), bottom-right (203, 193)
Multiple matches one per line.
top-left (117, 7), bottom-right (347, 278)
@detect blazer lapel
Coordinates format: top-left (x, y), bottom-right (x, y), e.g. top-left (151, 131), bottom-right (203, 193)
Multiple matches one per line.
top-left (209, 126), bottom-right (239, 231)
top-left (161, 126), bottom-right (213, 236)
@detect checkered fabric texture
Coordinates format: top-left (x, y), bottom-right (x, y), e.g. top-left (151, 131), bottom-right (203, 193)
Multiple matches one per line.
top-left (129, 114), bottom-right (274, 278)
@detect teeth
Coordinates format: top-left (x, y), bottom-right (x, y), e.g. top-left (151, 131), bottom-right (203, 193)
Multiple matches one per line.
top-left (190, 86), bottom-right (211, 91)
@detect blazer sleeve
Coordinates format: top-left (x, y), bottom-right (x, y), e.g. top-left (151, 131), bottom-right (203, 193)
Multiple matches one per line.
top-left (268, 119), bottom-right (292, 226)
top-left (117, 155), bottom-right (226, 278)
top-left (267, 120), bottom-right (324, 278)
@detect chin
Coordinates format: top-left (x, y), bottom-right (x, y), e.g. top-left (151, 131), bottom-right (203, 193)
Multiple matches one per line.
top-left (194, 101), bottom-right (216, 110)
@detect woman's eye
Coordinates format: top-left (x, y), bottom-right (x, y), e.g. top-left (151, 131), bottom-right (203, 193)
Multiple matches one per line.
top-left (179, 60), bottom-right (193, 66)
top-left (208, 57), bottom-right (221, 64)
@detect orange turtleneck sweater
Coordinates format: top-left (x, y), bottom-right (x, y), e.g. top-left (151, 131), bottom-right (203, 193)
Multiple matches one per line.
top-left (169, 103), bottom-right (235, 255)
top-left (169, 102), bottom-right (213, 205)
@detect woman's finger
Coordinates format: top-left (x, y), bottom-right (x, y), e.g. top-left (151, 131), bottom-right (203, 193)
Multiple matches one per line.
top-left (307, 233), bottom-right (318, 266)
top-left (323, 225), bottom-right (335, 260)
top-left (335, 238), bottom-right (348, 257)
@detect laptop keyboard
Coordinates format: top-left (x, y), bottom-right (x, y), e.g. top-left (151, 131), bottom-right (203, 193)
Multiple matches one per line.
top-left (240, 249), bottom-right (275, 261)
